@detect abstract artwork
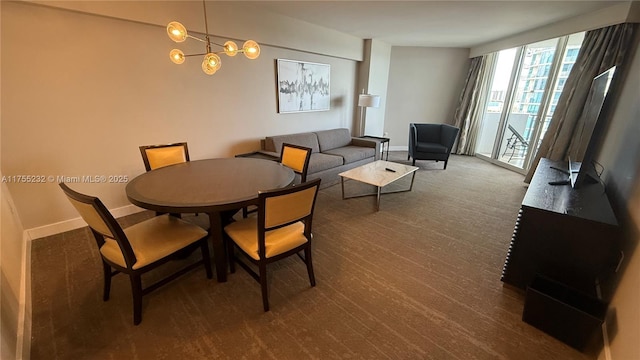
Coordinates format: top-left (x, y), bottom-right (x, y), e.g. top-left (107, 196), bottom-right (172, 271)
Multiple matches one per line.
top-left (277, 59), bottom-right (330, 113)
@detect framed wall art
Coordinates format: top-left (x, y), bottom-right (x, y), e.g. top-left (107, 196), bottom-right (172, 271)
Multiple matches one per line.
top-left (276, 59), bottom-right (330, 113)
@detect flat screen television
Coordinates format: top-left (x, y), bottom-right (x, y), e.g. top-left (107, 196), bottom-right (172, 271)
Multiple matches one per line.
top-left (549, 66), bottom-right (616, 188)
top-left (570, 66), bottom-right (616, 188)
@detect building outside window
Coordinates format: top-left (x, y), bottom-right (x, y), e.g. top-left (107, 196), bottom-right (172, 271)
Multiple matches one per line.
top-left (475, 32), bottom-right (585, 172)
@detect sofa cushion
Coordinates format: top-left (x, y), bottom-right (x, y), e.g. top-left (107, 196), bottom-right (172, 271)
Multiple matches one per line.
top-left (308, 153), bottom-right (344, 173)
top-left (323, 146), bottom-right (375, 164)
top-left (315, 128), bottom-right (352, 152)
top-left (264, 132), bottom-right (320, 153)
top-left (415, 142), bottom-right (448, 154)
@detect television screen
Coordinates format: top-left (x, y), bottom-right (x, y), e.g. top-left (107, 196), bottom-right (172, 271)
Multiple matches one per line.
top-left (569, 66), bottom-right (616, 188)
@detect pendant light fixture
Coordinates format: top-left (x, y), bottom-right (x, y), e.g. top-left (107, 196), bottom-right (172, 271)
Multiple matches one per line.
top-left (167, 0), bottom-right (260, 75)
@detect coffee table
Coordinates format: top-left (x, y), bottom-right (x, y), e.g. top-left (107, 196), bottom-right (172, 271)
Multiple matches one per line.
top-left (339, 160), bottom-right (419, 211)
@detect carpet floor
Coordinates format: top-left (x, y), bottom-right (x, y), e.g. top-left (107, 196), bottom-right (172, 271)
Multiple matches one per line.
top-left (29, 153), bottom-right (596, 359)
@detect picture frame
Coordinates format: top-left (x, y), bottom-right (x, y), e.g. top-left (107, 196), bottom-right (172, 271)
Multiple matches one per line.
top-left (276, 59), bottom-right (330, 113)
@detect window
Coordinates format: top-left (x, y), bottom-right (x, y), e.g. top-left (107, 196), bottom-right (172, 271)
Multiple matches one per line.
top-left (475, 32), bottom-right (585, 172)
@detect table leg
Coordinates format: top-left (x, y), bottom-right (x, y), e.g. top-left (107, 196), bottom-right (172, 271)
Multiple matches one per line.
top-left (208, 212), bottom-right (227, 282)
top-left (376, 186), bottom-right (381, 211)
top-left (341, 177), bottom-right (346, 199)
top-left (408, 171), bottom-right (416, 191)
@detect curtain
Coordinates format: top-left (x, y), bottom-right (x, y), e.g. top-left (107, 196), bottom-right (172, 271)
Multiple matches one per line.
top-left (524, 23), bottom-right (638, 183)
top-left (453, 56), bottom-right (488, 155)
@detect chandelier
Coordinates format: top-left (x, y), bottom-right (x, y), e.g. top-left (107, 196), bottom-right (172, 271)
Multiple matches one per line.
top-left (166, 0), bottom-right (260, 75)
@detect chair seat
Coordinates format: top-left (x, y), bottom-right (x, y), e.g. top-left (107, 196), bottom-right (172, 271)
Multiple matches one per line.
top-left (100, 215), bottom-right (208, 270)
top-left (224, 217), bottom-right (307, 260)
top-left (415, 142), bottom-right (448, 154)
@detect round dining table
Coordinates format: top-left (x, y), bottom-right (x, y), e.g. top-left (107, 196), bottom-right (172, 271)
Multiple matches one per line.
top-left (125, 157), bottom-right (294, 282)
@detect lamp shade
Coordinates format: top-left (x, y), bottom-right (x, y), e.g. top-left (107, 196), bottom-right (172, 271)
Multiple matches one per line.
top-left (169, 49), bottom-right (185, 64)
top-left (223, 41), bottom-right (239, 57)
top-left (242, 40), bottom-right (260, 60)
top-left (202, 53), bottom-right (221, 75)
top-left (358, 94), bottom-right (380, 108)
top-left (167, 21), bottom-right (188, 43)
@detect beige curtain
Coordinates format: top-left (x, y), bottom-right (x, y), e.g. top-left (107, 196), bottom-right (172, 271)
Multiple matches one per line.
top-left (524, 23), bottom-right (638, 183)
top-left (453, 56), bottom-right (488, 155)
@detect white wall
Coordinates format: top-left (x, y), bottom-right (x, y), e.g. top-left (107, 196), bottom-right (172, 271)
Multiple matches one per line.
top-left (29, 0), bottom-right (364, 61)
top-left (364, 40), bottom-right (392, 137)
top-left (356, 39), bottom-right (392, 138)
top-left (1, 1), bottom-right (359, 230)
top-left (384, 47), bottom-right (470, 149)
top-left (1, 181), bottom-right (29, 360)
top-left (470, 2), bottom-right (635, 57)
top-left (596, 26), bottom-right (640, 360)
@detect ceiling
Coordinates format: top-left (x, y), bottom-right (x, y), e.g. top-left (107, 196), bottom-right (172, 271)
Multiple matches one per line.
top-left (243, 1), bottom-right (629, 47)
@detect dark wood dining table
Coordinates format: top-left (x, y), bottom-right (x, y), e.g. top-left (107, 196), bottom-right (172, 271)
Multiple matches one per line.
top-left (125, 157), bottom-right (294, 282)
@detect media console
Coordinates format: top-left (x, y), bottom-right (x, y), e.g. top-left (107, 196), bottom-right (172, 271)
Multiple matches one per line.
top-left (501, 158), bottom-right (620, 298)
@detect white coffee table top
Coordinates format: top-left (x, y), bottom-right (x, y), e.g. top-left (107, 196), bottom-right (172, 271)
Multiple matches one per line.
top-left (339, 160), bottom-right (419, 187)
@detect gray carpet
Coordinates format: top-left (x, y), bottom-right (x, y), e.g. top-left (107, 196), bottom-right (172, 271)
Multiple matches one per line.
top-left (30, 153), bottom-right (595, 359)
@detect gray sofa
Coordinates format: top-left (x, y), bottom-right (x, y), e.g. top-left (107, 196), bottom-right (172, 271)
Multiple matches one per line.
top-left (259, 128), bottom-right (380, 188)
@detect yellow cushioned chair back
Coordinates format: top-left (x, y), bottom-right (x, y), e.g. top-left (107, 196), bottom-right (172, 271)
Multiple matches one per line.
top-left (65, 196), bottom-right (115, 238)
top-left (281, 146), bottom-right (309, 174)
top-left (264, 186), bottom-right (317, 229)
top-left (145, 146), bottom-right (187, 170)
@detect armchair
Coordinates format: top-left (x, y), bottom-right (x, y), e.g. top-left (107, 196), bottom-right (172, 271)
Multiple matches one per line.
top-left (408, 123), bottom-right (460, 169)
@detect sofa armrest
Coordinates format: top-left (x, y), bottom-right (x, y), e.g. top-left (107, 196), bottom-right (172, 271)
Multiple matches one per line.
top-left (409, 124), bottom-right (417, 154)
top-left (440, 125), bottom-right (460, 150)
top-left (350, 138), bottom-right (377, 148)
top-left (351, 137), bottom-right (382, 160)
top-left (235, 150), bottom-right (280, 161)
top-left (257, 150), bottom-right (280, 159)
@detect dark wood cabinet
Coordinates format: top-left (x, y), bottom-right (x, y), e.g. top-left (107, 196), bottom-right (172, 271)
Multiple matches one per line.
top-left (501, 158), bottom-right (620, 298)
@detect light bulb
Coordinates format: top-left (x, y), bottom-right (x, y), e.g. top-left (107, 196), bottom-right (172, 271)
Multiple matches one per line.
top-left (223, 41), bottom-right (239, 57)
top-left (202, 53), bottom-right (221, 75)
top-left (169, 49), bottom-right (185, 64)
top-left (242, 40), bottom-right (260, 60)
top-left (167, 21), bottom-right (187, 43)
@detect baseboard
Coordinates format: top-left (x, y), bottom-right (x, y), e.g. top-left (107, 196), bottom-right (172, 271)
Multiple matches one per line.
top-left (25, 204), bottom-right (146, 240)
top-left (16, 232), bottom-right (31, 360)
top-left (19, 204), bottom-right (145, 357)
top-left (389, 145), bottom-right (408, 152)
top-left (602, 322), bottom-right (612, 360)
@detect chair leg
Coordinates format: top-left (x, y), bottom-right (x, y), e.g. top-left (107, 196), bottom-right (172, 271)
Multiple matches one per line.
top-left (242, 207), bottom-right (248, 218)
top-left (304, 247), bottom-right (316, 287)
top-left (226, 237), bottom-right (236, 274)
top-left (130, 274), bottom-right (143, 325)
top-left (102, 261), bottom-right (112, 301)
top-left (200, 240), bottom-right (213, 279)
top-left (412, 159), bottom-right (416, 166)
top-left (259, 263), bottom-right (269, 312)
top-left (444, 160), bottom-right (448, 169)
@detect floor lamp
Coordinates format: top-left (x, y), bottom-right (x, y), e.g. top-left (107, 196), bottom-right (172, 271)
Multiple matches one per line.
top-left (358, 93), bottom-right (381, 137)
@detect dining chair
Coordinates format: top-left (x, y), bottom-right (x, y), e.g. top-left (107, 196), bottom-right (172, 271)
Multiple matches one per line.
top-left (242, 142), bottom-right (312, 218)
top-left (59, 183), bottom-right (212, 325)
top-left (139, 142), bottom-right (189, 171)
top-left (138, 142), bottom-right (210, 229)
top-left (224, 178), bottom-right (321, 311)
top-left (279, 142), bottom-right (312, 183)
